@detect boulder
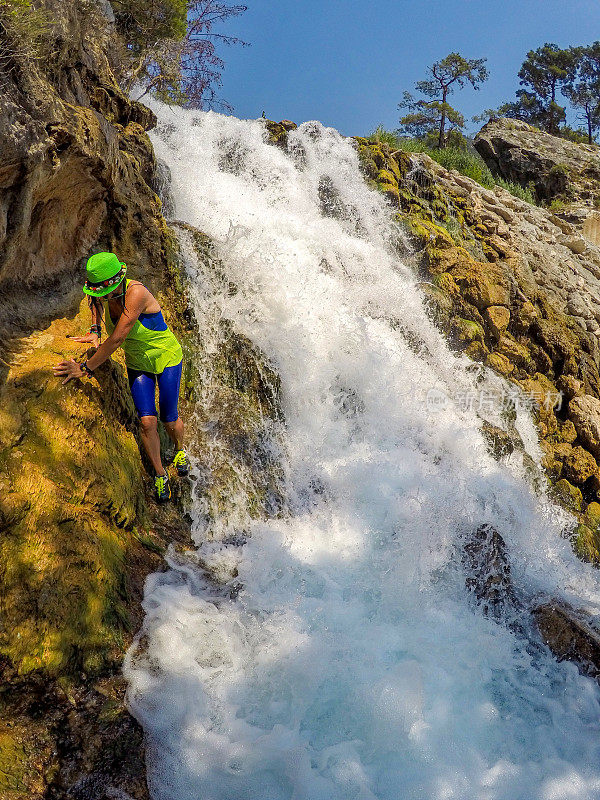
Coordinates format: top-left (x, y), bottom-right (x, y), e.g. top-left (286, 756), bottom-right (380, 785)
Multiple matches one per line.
top-left (569, 394), bottom-right (600, 459)
top-left (550, 478), bottom-right (583, 512)
top-left (463, 523), bottom-right (519, 620)
top-left (484, 305), bottom-right (510, 337)
top-left (533, 603), bottom-right (600, 679)
top-left (561, 445), bottom-right (598, 485)
top-left (475, 117), bottom-right (600, 204)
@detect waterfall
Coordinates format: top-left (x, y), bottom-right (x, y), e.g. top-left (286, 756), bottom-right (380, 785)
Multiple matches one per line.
top-left (124, 105), bottom-right (600, 800)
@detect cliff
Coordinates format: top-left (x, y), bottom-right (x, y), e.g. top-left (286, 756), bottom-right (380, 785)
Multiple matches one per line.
top-left (0, 2), bottom-right (284, 797)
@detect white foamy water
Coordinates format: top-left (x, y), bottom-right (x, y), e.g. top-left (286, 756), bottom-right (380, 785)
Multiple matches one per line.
top-left (125, 106), bottom-right (600, 800)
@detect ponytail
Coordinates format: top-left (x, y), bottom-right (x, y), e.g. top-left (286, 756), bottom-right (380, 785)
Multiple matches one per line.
top-left (88, 295), bottom-right (105, 321)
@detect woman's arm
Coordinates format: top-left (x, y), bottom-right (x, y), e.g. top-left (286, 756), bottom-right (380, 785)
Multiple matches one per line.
top-left (53, 285), bottom-right (147, 383)
top-left (85, 286), bottom-right (147, 371)
top-left (70, 299), bottom-right (103, 345)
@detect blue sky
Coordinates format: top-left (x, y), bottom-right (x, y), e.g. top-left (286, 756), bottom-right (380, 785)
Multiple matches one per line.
top-left (216, 0), bottom-right (600, 136)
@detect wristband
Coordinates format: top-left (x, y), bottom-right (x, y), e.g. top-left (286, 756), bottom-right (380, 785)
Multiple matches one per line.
top-left (89, 325), bottom-right (101, 335)
top-left (81, 360), bottom-right (94, 377)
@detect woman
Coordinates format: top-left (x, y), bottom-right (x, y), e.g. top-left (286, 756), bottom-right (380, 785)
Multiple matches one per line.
top-left (53, 251), bottom-right (188, 502)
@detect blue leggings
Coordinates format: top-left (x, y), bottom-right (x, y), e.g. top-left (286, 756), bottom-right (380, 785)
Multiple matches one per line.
top-left (127, 361), bottom-right (183, 422)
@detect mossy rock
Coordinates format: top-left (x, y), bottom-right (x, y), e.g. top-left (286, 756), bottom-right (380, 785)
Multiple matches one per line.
top-left (419, 283), bottom-right (453, 325)
top-left (450, 317), bottom-right (485, 346)
top-left (377, 168), bottom-right (399, 187)
top-left (0, 724), bottom-right (50, 797)
top-left (562, 446), bottom-right (598, 486)
top-left (540, 441), bottom-right (563, 480)
top-left (583, 501), bottom-right (600, 530)
top-left (0, 304), bottom-right (151, 677)
top-left (573, 523), bottom-right (600, 565)
top-left (497, 336), bottom-right (535, 372)
top-left (551, 478), bottom-right (583, 512)
top-left (264, 119), bottom-right (297, 148)
top-left (433, 271), bottom-right (460, 298)
top-left (558, 419), bottom-right (578, 444)
top-left (486, 352), bottom-right (514, 376)
top-left (464, 340), bottom-right (489, 360)
top-left (481, 422), bottom-right (515, 460)
top-left (378, 182), bottom-right (400, 205)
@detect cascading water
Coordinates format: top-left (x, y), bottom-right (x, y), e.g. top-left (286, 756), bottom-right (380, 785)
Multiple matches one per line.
top-left (125, 105), bottom-right (600, 800)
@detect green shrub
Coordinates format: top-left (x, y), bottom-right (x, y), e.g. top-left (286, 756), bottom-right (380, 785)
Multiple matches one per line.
top-left (371, 125), bottom-right (403, 149)
top-left (428, 146), bottom-right (496, 188)
top-left (549, 198), bottom-right (566, 211)
top-left (367, 126), bottom-right (538, 204)
top-left (495, 177), bottom-right (537, 204)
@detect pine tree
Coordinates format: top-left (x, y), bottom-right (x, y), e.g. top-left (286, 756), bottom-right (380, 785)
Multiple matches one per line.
top-left (514, 43), bottom-right (577, 134)
top-left (563, 43), bottom-right (600, 144)
top-left (399, 53), bottom-right (488, 148)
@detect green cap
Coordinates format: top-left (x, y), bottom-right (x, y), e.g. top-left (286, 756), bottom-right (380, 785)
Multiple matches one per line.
top-left (83, 252), bottom-right (127, 297)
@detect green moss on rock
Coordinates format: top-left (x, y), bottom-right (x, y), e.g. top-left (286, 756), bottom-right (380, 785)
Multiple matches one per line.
top-left (551, 478), bottom-right (583, 512)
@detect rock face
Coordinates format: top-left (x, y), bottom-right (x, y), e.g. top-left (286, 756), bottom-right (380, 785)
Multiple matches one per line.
top-left (474, 117), bottom-right (600, 207)
top-left (0, 0), bottom-right (165, 343)
top-left (0, 4), bottom-right (187, 794)
top-left (355, 133), bottom-right (600, 564)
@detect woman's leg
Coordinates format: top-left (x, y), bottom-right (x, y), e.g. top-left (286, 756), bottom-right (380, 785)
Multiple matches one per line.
top-left (128, 369), bottom-right (166, 476)
top-left (139, 415), bottom-right (165, 475)
top-left (157, 361), bottom-right (184, 450)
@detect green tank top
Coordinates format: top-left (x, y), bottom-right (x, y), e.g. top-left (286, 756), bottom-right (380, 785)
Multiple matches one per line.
top-left (104, 280), bottom-right (183, 374)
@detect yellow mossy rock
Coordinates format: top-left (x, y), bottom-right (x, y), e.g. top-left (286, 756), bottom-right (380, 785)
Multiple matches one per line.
top-left (573, 523), bottom-right (600, 564)
top-left (562, 445), bottom-right (598, 486)
top-left (558, 419), bottom-right (578, 444)
top-left (451, 317), bottom-right (484, 345)
top-left (583, 501), bottom-right (600, 530)
top-left (551, 478), bottom-right (583, 513)
top-left (377, 168), bottom-right (399, 187)
top-left (484, 305), bottom-right (510, 337)
top-left (0, 300), bottom-right (147, 676)
top-left (496, 335), bottom-right (535, 371)
top-left (434, 272), bottom-right (461, 299)
top-left (539, 441), bottom-right (563, 480)
top-left (450, 260), bottom-right (511, 310)
top-left (486, 352), bottom-right (514, 376)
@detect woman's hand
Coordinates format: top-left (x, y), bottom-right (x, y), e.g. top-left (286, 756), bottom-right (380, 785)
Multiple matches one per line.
top-left (53, 359), bottom-right (85, 385)
top-left (69, 333), bottom-right (99, 345)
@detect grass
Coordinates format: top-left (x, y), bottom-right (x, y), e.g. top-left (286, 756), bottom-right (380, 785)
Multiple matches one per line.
top-left (370, 126), bottom-right (538, 205)
top-left (495, 177), bottom-right (537, 205)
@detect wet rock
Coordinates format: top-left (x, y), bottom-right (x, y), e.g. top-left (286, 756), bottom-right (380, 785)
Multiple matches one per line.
top-left (550, 478), bottom-right (583, 512)
top-left (480, 422), bottom-right (515, 460)
top-left (463, 523), bottom-right (519, 620)
top-left (533, 603), bottom-right (600, 679)
top-left (360, 129), bottom-right (600, 561)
